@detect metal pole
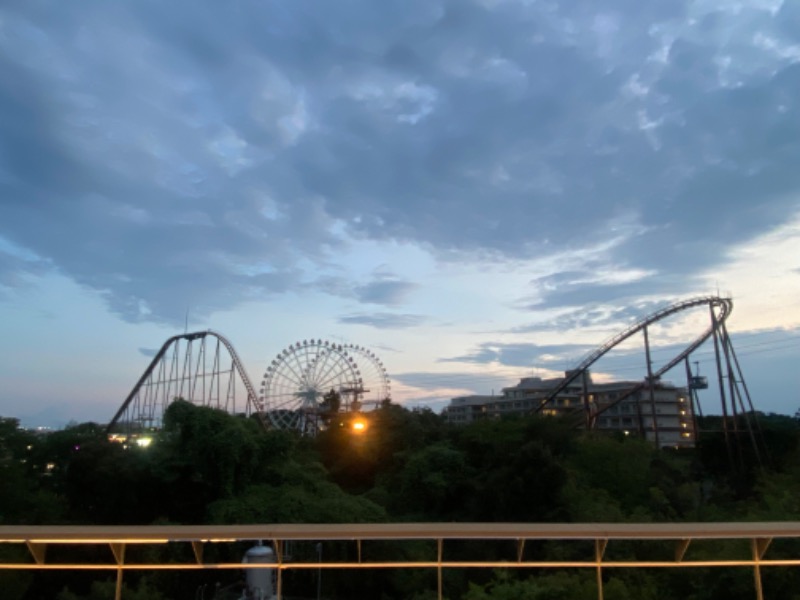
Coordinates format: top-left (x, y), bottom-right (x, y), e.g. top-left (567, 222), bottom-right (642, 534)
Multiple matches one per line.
top-left (595, 539), bottom-right (607, 600)
top-left (112, 543), bottom-right (125, 600)
top-left (274, 539), bottom-right (283, 600)
top-left (710, 305), bottom-right (734, 468)
top-left (115, 568), bottom-right (123, 600)
top-left (437, 538), bottom-right (443, 600)
top-left (726, 327), bottom-right (769, 467)
top-left (643, 326), bottom-right (660, 448)
top-left (581, 370), bottom-right (591, 429)
top-left (721, 327), bottom-right (752, 472)
top-left (684, 358), bottom-right (699, 444)
top-left (752, 540), bottom-right (765, 600)
top-left (316, 543), bottom-right (322, 600)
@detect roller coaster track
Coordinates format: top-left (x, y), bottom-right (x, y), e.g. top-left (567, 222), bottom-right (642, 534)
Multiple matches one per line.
top-left (107, 331), bottom-right (268, 433)
top-left (537, 295), bottom-right (733, 411)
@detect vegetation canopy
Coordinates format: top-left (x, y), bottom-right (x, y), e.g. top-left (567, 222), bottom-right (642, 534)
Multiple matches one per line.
top-left (1, 405), bottom-right (799, 599)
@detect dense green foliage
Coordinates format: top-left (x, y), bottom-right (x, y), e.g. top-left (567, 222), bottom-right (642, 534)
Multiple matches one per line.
top-left (1, 406), bottom-right (799, 599)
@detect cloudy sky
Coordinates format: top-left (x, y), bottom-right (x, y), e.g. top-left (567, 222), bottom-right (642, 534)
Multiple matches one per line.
top-left (1, 0), bottom-right (799, 427)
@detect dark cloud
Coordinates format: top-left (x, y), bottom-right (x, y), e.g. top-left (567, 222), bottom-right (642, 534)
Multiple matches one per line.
top-left (1, 0), bottom-right (799, 323)
top-left (138, 347), bottom-right (158, 358)
top-left (339, 312), bottom-right (426, 329)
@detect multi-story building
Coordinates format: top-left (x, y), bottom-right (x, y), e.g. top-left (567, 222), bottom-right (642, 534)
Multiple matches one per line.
top-left (442, 371), bottom-right (695, 448)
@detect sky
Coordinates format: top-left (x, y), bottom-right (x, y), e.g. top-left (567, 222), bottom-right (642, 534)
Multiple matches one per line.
top-left (1, 0), bottom-right (799, 428)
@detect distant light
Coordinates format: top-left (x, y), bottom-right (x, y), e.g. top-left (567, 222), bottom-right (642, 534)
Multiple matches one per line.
top-left (136, 437), bottom-right (153, 448)
top-left (352, 420), bottom-right (367, 433)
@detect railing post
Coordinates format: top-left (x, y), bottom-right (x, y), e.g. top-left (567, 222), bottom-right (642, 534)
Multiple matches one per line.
top-left (595, 539), bottom-right (607, 600)
top-left (752, 538), bottom-right (771, 600)
top-left (437, 538), bottom-right (443, 600)
top-left (110, 543), bottom-right (125, 600)
top-left (273, 539), bottom-right (283, 600)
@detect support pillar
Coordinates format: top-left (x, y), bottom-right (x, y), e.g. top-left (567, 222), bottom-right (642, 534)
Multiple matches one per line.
top-left (643, 325), bottom-right (660, 448)
top-left (595, 539), bottom-right (607, 600)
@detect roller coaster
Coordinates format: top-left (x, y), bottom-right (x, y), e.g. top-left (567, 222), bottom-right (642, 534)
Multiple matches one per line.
top-left (107, 330), bottom-right (268, 434)
top-left (532, 295), bottom-right (763, 463)
top-left (107, 295), bottom-right (762, 462)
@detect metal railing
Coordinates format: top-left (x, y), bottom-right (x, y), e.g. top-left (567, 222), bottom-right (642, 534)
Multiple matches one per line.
top-left (2, 522), bottom-right (798, 600)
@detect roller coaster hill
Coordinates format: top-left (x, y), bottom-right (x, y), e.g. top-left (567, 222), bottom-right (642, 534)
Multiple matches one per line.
top-left (106, 295), bottom-right (766, 463)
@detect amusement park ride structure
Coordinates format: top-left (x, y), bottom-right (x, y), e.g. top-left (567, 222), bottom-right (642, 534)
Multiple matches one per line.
top-left (106, 334), bottom-right (390, 436)
top-left (106, 330), bottom-right (268, 434)
top-left (532, 295), bottom-right (764, 462)
top-left (259, 339), bottom-right (391, 434)
top-left (107, 295), bottom-right (763, 461)
top-left (535, 296), bottom-right (758, 445)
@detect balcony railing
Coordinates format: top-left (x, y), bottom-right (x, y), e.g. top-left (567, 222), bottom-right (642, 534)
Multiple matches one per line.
top-left (2, 522), bottom-right (799, 600)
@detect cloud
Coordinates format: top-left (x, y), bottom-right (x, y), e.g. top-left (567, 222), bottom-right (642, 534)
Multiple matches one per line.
top-left (338, 312), bottom-right (426, 329)
top-left (393, 369), bottom-right (519, 396)
top-left (317, 272), bottom-right (418, 306)
top-left (354, 278), bottom-right (417, 305)
top-left (511, 301), bottom-right (666, 334)
top-left (440, 342), bottom-right (593, 368)
top-left (0, 246), bottom-right (50, 293)
top-left (1, 0), bottom-right (799, 324)
top-left (138, 347), bottom-right (158, 358)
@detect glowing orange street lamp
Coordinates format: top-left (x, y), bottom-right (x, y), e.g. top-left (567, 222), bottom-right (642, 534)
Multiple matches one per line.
top-left (351, 418), bottom-right (367, 433)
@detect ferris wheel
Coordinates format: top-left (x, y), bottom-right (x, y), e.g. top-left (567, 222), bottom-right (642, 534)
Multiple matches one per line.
top-left (260, 339), bottom-right (391, 433)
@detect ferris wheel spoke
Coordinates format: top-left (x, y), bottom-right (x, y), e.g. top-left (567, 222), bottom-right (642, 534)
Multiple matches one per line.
top-left (313, 349), bottom-right (353, 388)
top-left (288, 345), bottom-right (313, 384)
top-left (317, 362), bottom-right (357, 391)
top-left (267, 395), bottom-right (304, 411)
top-left (279, 353), bottom-right (308, 388)
top-left (308, 348), bottom-right (336, 382)
top-left (307, 351), bottom-right (336, 387)
top-left (314, 354), bottom-right (348, 386)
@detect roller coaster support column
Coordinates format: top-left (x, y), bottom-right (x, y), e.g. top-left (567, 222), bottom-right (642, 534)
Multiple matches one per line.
top-left (683, 358), bottom-right (700, 443)
top-left (710, 306), bottom-right (735, 469)
top-left (721, 324), bottom-right (765, 468)
top-left (719, 324), bottom-right (746, 471)
top-left (581, 370), bottom-right (591, 429)
top-left (724, 323), bottom-right (767, 467)
top-left (642, 325), bottom-right (660, 448)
